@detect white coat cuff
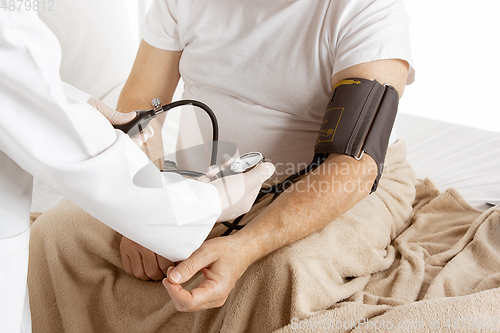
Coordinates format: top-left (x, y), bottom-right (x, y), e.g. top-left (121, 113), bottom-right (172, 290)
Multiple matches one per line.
top-left (62, 82), bottom-right (91, 103)
top-left (166, 179), bottom-right (222, 226)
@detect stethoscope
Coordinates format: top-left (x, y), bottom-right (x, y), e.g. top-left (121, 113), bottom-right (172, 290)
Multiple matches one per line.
top-left (114, 98), bottom-right (327, 235)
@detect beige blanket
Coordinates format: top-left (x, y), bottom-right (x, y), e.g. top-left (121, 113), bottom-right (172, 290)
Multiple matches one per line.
top-left (275, 179), bottom-right (500, 333)
top-left (28, 141), bottom-right (500, 332)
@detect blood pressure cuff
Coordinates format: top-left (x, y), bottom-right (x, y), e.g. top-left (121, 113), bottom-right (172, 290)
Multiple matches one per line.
top-left (314, 78), bottom-right (399, 193)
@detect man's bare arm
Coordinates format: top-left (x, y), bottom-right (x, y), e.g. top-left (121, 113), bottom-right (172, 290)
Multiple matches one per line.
top-left (234, 59), bottom-right (409, 262)
top-left (118, 40), bottom-right (182, 113)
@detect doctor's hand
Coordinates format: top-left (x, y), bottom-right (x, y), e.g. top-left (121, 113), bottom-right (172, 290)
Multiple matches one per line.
top-left (163, 234), bottom-right (255, 312)
top-left (87, 96), bottom-right (135, 124)
top-left (206, 162), bottom-right (275, 222)
top-left (120, 236), bottom-right (174, 281)
top-left (87, 96), bottom-right (154, 147)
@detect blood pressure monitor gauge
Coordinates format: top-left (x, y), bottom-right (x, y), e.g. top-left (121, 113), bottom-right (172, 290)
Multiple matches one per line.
top-left (229, 152), bottom-right (265, 173)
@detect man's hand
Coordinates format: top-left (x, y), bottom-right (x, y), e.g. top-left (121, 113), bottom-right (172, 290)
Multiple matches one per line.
top-left (163, 235), bottom-right (255, 311)
top-left (120, 236), bottom-right (174, 281)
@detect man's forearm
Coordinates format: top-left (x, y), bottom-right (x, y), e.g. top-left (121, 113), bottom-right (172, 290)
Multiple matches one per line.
top-left (116, 41), bottom-right (182, 168)
top-left (232, 153), bottom-right (377, 263)
top-left (117, 40), bottom-right (182, 112)
top-left (234, 58), bottom-right (409, 263)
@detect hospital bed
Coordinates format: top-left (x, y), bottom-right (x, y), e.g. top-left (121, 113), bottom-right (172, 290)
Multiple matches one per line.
top-left (32, 0), bottom-right (500, 330)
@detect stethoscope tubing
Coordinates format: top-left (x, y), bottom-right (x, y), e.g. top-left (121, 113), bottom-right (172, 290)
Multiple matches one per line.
top-left (162, 100), bottom-right (220, 167)
top-left (116, 99), bottom-right (328, 236)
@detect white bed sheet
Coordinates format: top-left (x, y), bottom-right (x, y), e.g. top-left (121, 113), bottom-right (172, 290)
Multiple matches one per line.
top-left (396, 113), bottom-right (500, 210)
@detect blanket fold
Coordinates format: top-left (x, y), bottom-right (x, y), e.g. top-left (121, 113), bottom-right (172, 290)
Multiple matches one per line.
top-left (276, 179), bottom-right (500, 333)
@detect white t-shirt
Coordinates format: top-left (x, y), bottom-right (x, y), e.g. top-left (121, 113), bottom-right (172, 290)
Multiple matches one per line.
top-left (143, 0), bottom-right (415, 178)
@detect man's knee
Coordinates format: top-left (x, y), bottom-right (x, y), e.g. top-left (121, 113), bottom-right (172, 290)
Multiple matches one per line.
top-left (31, 200), bottom-right (76, 242)
top-left (30, 199), bottom-right (110, 246)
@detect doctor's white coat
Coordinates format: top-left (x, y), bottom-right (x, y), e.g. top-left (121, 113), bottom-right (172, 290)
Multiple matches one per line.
top-left (0, 11), bottom-right (221, 333)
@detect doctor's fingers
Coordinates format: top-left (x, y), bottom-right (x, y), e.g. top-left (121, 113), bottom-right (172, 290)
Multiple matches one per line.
top-left (87, 96), bottom-right (136, 125)
top-left (107, 110), bottom-right (136, 125)
top-left (130, 125), bottom-right (154, 147)
top-left (221, 184), bottom-right (262, 221)
top-left (200, 154), bottom-right (237, 181)
top-left (241, 162), bottom-right (275, 186)
top-left (222, 162), bottom-right (275, 201)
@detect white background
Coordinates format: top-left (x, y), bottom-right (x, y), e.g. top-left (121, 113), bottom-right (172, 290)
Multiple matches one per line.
top-left (137, 0), bottom-right (500, 133)
top-left (400, 0), bottom-right (500, 132)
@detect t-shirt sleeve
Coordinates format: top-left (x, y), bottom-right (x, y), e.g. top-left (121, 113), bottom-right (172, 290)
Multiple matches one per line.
top-left (141, 0), bottom-right (183, 51)
top-left (331, 0), bottom-right (415, 85)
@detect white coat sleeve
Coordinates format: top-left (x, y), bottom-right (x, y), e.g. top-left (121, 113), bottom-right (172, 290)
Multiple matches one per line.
top-left (61, 82), bottom-right (91, 103)
top-left (0, 11), bottom-right (221, 262)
